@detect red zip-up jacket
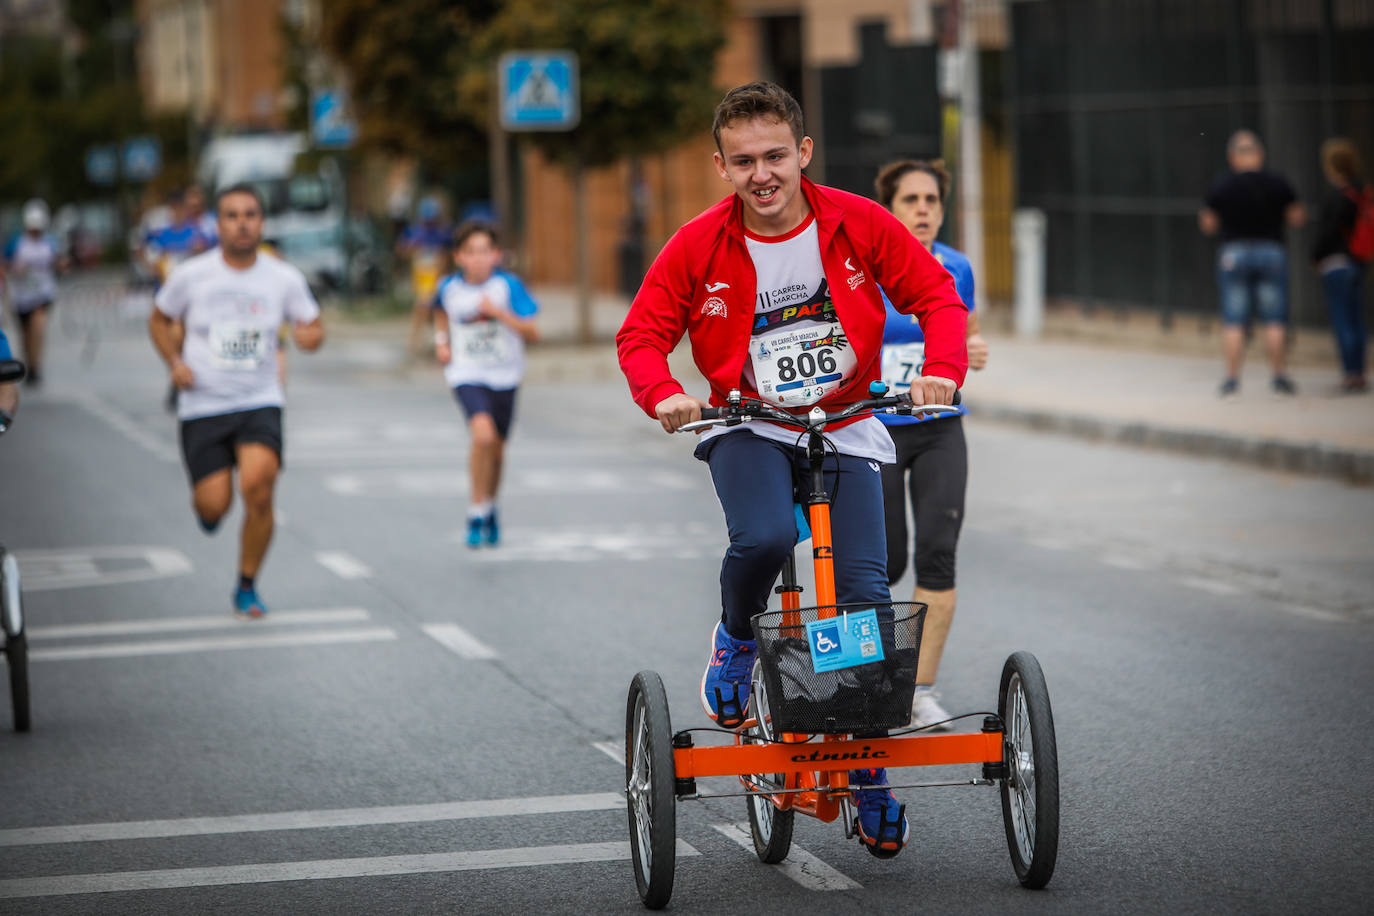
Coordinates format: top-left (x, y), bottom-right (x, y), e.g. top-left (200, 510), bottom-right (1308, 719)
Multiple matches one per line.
top-left (617, 177), bottom-right (968, 424)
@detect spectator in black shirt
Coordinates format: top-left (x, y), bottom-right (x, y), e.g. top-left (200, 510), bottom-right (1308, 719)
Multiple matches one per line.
top-left (1311, 138), bottom-right (1368, 393)
top-left (1199, 130), bottom-right (1305, 396)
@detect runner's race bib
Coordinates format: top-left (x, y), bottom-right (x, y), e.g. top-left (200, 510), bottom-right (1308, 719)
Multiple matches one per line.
top-left (751, 324), bottom-right (856, 406)
top-left (209, 323), bottom-right (268, 370)
top-left (880, 341), bottom-right (926, 394)
top-left (455, 320), bottom-right (511, 366)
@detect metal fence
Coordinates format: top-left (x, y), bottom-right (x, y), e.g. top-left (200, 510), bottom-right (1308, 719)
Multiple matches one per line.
top-left (1010, 0), bottom-right (1374, 326)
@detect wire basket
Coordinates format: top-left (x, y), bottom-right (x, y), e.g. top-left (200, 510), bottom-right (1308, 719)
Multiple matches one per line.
top-left (750, 602), bottom-right (925, 735)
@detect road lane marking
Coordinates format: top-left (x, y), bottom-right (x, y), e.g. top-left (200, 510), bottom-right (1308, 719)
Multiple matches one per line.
top-left (28, 608), bottom-right (371, 641)
top-left (28, 627), bottom-right (397, 662)
top-left (712, 823), bottom-right (861, 891)
top-left (0, 840), bottom-right (701, 898)
top-left (63, 392), bottom-right (179, 463)
top-left (1285, 605), bottom-right (1347, 623)
top-left (314, 551), bottom-right (373, 579)
top-left (16, 546), bottom-right (192, 592)
top-left (421, 623), bottom-right (498, 660)
top-left (592, 741), bottom-right (625, 766)
top-left (1176, 576), bottom-right (1243, 596)
top-left (0, 792), bottom-right (626, 847)
top-left (323, 468), bottom-right (693, 497)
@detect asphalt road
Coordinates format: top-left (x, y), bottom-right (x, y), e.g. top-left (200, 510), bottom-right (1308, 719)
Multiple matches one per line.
top-left (0, 295), bottom-right (1371, 914)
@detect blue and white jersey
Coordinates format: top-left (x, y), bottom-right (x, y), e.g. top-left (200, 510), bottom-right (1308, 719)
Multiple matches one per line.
top-left (877, 241), bottom-right (973, 426)
top-left (0, 328), bottom-right (12, 360)
top-left (4, 232), bottom-right (60, 310)
top-left (433, 269), bottom-right (538, 391)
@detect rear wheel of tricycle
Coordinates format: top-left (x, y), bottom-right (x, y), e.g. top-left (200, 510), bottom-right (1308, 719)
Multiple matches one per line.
top-left (998, 651), bottom-right (1059, 888)
top-left (625, 671), bottom-right (676, 909)
top-left (745, 661), bottom-right (794, 863)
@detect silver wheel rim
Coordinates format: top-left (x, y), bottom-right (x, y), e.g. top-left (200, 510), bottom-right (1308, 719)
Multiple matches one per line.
top-left (1006, 672), bottom-right (1037, 864)
top-left (628, 696), bottom-right (654, 879)
top-left (747, 661), bottom-right (781, 838)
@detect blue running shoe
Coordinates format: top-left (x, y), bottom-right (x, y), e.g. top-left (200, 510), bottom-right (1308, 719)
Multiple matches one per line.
top-left (233, 586), bottom-right (267, 619)
top-left (484, 509), bottom-right (500, 546)
top-left (466, 516), bottom-right (483, 549)
top-left (700, 622), bottom-right (755, 728)
top-left (852, 767), bottom-right (908, 857)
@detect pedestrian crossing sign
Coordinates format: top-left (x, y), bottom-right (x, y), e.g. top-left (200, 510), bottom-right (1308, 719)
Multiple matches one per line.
top-left (499, 51), bottom-right (580, 131)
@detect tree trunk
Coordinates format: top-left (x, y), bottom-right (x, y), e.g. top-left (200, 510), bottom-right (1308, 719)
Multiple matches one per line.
top-left (574, 153), bottom-right (592, 344)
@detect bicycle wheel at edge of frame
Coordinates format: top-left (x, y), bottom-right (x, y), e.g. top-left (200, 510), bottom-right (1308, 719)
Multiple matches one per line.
top-left (625, 670), bottom-right (677, 909)
top-left (998, 650), bottom-right (1059, 889)
top-left (1, 547), bottom-right (29, 733)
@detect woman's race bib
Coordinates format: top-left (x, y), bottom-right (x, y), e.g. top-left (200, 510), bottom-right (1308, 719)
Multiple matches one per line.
top-left (455, 320), bottom-right (512, 366)
top-left (209, 323), bottom-right (268, 370)
top-left (751, 324), bottom-right (857, 406)
top-left (880, 341), bottom-right (925, 394)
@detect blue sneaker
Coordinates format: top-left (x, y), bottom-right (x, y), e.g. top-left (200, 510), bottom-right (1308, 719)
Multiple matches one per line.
top-left (852, 767), bottom-right (908, 857)
top-left (484, 509), bottom-right (500, 546)
top-left (466, 516), bottom-right (483, 549)
top-left (700, 622), bottom-right (755, 728)
top-left (233, 586), bottom-right (267, 619)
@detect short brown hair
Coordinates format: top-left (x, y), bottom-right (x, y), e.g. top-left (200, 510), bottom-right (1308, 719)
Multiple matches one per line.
top-left (1321, 137), bottom-right (1364, 186)
top-left (874, 159), bottom-right (952, 209)
top-left (712, 82), bottom-right (804, 151)
top-left (453, 219), bottom-right (499, 249)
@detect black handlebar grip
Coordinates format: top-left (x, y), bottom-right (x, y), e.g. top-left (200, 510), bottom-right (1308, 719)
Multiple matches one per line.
top-left (699, 407), bottom-right (723, 420)
top-left (953, 390), bottom-right (961, 406)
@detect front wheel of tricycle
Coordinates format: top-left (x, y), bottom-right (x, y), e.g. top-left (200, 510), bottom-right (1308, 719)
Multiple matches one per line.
top-left (745, 661), bottom-right (793, 863)
top-left (998, 651), bottom-right (1059, 889)
top-left (2, 548), bottom-right (29, 733)
top-left (625, 671), bottom-right (676, 909)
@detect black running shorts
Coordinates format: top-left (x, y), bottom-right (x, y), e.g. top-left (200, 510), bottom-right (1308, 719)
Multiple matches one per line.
top-left (453, 385), bottom-right (518, 440)
top-left (179, 406), bottom-right (283, 485)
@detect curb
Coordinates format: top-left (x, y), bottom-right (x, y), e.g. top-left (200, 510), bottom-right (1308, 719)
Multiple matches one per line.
top-left (968, 403), bottom-right (1374, 486)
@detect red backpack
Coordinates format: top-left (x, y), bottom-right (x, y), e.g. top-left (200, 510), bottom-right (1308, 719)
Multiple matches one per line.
top-left (1344, 185), bottom-right (1374, 262)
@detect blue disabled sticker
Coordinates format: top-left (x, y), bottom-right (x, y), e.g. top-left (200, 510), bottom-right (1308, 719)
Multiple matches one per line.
top-left (805, 608), bottom-right (885, 673)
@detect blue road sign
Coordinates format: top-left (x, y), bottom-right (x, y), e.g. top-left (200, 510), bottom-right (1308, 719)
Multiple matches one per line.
top-left (122, 136), bottom-right (162, 182)
top-left (312, 90), bottom-right (358, 149)
top-left (85, 145), bottom-right (118, 186)
top-left (499, 51), bottom-right (579, 131)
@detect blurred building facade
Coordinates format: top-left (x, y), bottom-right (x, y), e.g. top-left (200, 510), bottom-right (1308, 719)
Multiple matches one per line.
top-left (135, 0), bottom-right (288, 132)
top-left (518, 0), bottom-right (1016, 304)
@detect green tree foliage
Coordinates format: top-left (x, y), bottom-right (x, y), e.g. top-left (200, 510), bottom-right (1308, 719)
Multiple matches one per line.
top-left (461, 0), bottom-right (729, 169)
top-left (318, 0), bottom-right (501, 169)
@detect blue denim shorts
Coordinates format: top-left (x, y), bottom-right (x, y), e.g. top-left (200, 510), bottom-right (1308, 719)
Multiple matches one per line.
top-left (1217, 240), bottom-right (1288, 325)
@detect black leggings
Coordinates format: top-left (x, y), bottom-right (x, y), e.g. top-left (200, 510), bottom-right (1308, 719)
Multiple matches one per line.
top-left (880, 416), bottom-right (967, 590)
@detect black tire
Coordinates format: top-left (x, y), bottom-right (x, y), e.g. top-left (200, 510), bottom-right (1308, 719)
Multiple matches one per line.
top-left (7, 632), bottom-right (29, 733)
top-left (745, 660), bottom-right (794, 863)
top-left (625, 671), bottom-right (676, 909)
top-left (998, 651), bottom-right (1059, 888)
top-left (1, 548), bottom-right (28, 732)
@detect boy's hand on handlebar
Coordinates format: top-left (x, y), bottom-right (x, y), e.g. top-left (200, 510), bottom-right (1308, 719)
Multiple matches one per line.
top-left (654, 393), bottom-right (709, 434)
top-left (908, 375), bottom-right (957, 414)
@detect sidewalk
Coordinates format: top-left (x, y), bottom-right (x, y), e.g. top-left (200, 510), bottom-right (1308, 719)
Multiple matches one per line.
top-left (337, 286), bottom-right (1374, 485)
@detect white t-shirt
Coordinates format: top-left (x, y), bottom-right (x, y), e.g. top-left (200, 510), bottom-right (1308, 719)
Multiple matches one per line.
top-left (155, 250), bottom-right (320, 421)
top-left (436, 272), bottom-right (537, 391)
top-left (5, 233), bottom-right (59, 311)
top-left (703, 217), bottom-right (895, 463)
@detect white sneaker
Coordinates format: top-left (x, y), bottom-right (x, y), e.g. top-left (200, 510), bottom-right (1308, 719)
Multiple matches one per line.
top-left (910, 687), bottom-right (953, 730)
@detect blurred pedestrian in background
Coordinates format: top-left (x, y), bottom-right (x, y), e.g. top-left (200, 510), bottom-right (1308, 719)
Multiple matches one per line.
top-left (1311, 138), bottom-right (1370, 394)
top-left (184, 185), bottom-right (219, 248)
top-left (1199, 129), bottom-right (1305, 396)
top-left (397, 194), bottom-right (451, 357)
top-left (873, 159), bottom-right (986, 729)
top-left (1, 199), bottom-right (67, 387)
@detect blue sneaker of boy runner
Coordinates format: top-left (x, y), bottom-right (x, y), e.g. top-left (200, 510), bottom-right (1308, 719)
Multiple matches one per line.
top-left (466, 516), bottom-right (483, 549)
top-left (852, 767), bottom-right (909, 857)
top-left (233, 586), bottom-right (267, 618)
top-left (484, 508), bottom-right (500, 546)
top-left (700, 621), bottom-right (755, 727)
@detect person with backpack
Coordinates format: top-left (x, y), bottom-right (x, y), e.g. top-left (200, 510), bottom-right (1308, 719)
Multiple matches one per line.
top-left (1311, 138), bottom-right (1371, 394)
